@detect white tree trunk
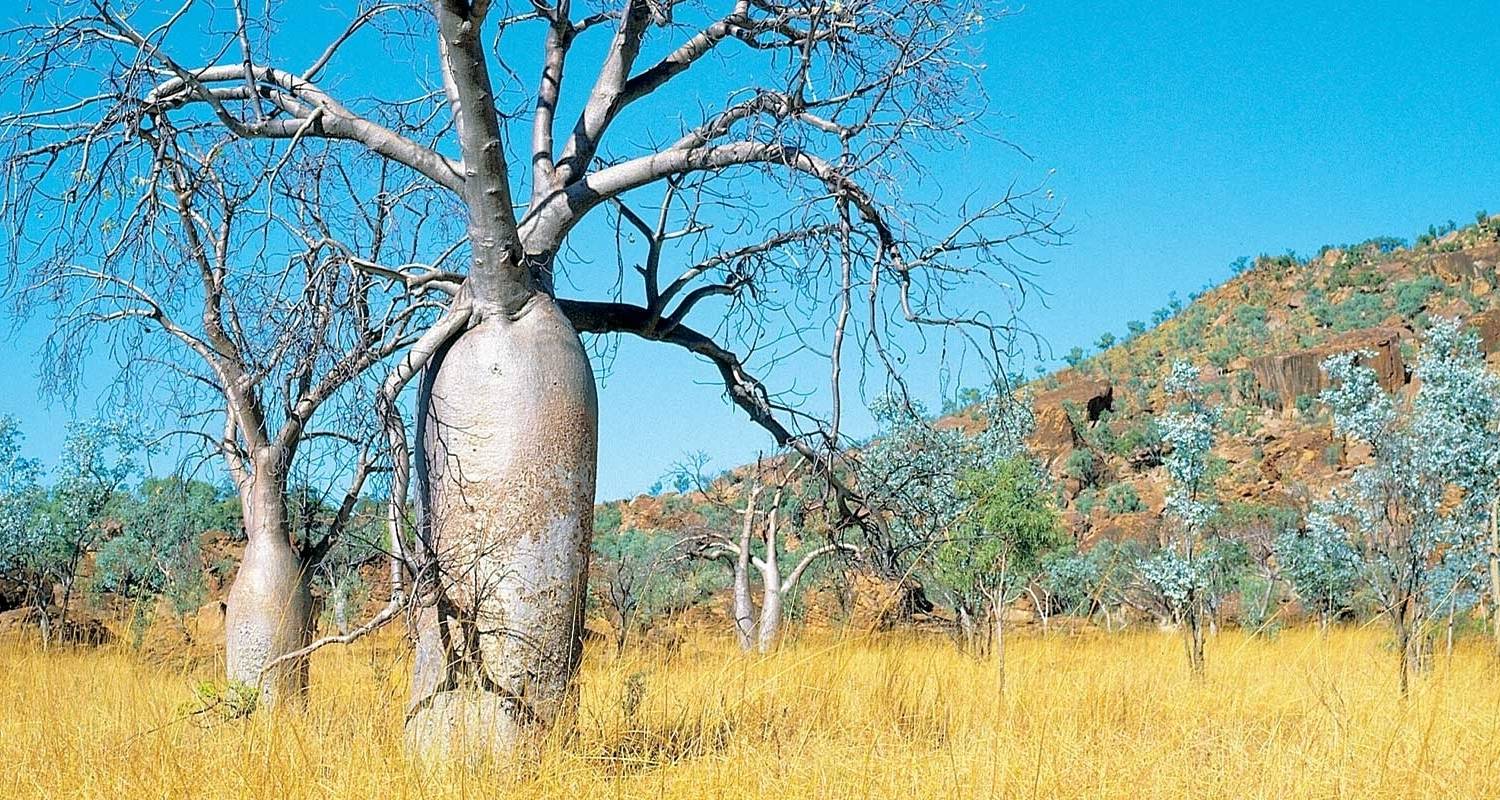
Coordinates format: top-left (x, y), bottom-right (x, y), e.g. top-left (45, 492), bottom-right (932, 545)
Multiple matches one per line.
top-left (990, 597), bottom-right (1007, 695)
top-left (407, 297), bottom-right (598, 756)
top-left (1490, 498), bottom-right (1500, 655)
top-left (756, 504), bottom-right (782, 653)
top-left (732, 486), bottom-right (760, 651)
top-left (224, 477), bottom-right (312, 708)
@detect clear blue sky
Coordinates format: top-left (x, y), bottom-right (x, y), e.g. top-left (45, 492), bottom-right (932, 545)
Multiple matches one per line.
top-left (2, 1), bottom-right (1497, 499)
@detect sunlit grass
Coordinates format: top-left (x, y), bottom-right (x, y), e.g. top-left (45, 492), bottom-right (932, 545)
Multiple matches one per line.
top-left (3, 625), bottom-right (1499, 798)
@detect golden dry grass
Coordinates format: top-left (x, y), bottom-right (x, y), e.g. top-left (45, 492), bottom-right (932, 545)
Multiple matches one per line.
top-left (3, 626), bottom-right (1500, 799)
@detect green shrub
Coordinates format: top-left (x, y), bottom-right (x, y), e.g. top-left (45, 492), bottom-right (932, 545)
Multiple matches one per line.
top-left (1331, 293), bottom-right (1386, 331)
top-left (1064, 448), bottom-right (1102, 488)
top-left (1294, 393), bottom-right (1316, 420)
top-left (1394, 275), bottom-right (1444, 319)
top-left (1111, 418), bottom-right (1164, 465)
top-left (1074, 488), bottom-right (1100, 516)
top-left (1103, 482), bottom-right (1144, 513)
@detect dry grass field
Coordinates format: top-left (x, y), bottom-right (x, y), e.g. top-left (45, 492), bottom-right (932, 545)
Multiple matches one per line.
top-left (3, 626), bottom-right (1499, 799)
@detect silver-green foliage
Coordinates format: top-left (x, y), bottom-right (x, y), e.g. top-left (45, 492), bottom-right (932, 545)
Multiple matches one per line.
top-left (1314, 318), bottom-right (1500, 682)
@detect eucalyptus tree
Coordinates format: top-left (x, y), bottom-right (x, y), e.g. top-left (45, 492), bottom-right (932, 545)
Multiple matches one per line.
top-left (95, 476), bottom-right (238, 629)
top-left (1274, 507), bottom-right (1362, 628)
top-left (3, 0), bottom-right (1056, 750)
top-left (0, 417), bottom-right (46, 632)
top-left (1138, 361), bottom-right (1219, 674)
top-left (0, 418), bottom-right (138, 644)
top-left (935, 454), bottom-right (1062, 689)
top-left (856, 392), bottom-right (1037, 637)
top-left (1318, 318), bottom-right (1500, 694)
top-left (42, 420), bottom-right (142, 642)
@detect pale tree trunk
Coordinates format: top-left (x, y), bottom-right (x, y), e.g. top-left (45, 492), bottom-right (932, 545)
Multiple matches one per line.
top-left (733, 485), bottom-right (761, 652)
top-left (989, 593), bottom-right (1007, 695)
top-left (224, 471), bottom-right (312, 708)
top-left (407, 296), bottom-right (599, 756)
top-left (755, 500), bottom-right (783, 654)
top-left (31, 578), bottom-right (52, 647)
top-left (1490, 498), bottom-right (1500, 656)
top-left (958, 605), bottom-right (976, 653)
top-left (330, 580), bottom-right (351, 636)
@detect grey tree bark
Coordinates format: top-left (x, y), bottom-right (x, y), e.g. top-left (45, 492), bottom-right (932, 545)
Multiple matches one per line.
top-left (685, 474), bottom-right (854, 654)
top-left (226, 482), bottom-right (313, 707)
top-left (755, 499), bottom-right (784, 653)
top-left (406, 296), bottom-right (598, 754)
top-left (733, 485), bottom-right (762, 652)
top-left (1, 0), bottom-right (1060, 757)
top-left (1490, 498), bottom-right (1500, 655)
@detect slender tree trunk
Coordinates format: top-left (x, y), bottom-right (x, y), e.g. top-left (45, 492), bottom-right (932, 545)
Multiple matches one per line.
top-left (1258, 573), bottom-right (1275, 627)
top-left (1489, 498), bottom-right (1500, 656)
top-left (756, 501), bottom-right (782, 653)
top-left (1396, 610), bottom-right (1412, 697)
top-left (58, 575), bottom-right (74, 644)
top-left (990, 594), bottom-right (1007, 695)
top-left (1184, 591), bottom-right (1207, 676)
top-left (407, 296), bottom-right (598, 756)
top-left (614, 608), bottom-right (630, 655)
top-left (31, 578), bottom-right (51, 647)
top-left (224, 472), bottom-right (312, 708)
top-left (330, 581), bottom-right (351, 636)
top-left (958, 605), bottom-right (976, 653)
top-left (733, 484), bottom-right (760, 651)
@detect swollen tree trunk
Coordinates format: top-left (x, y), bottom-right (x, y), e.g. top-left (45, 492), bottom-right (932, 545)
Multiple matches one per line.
top-left (224, 475), bottom-right (312, 708)
top-left (407, 296), bottom-right (598, 756)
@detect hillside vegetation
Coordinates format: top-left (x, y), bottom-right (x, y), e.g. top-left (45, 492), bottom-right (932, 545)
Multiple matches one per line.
top-left (599, 214), bottom-right (1500, 634)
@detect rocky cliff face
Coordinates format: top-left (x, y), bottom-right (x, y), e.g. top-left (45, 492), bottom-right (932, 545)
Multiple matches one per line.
top-left (1245, 327), bottom-right (1406, 410)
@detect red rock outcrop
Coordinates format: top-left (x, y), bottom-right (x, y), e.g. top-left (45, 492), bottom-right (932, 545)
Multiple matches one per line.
top-left (1247, 326), bottom-right (1405, 410)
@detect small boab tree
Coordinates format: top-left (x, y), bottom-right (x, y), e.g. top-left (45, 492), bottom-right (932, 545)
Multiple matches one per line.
top-left (1, 78), bottom-right (438, 703)
top-left (3, 0), bottom-right (1057, 752)
top-left (681, 462), bottom-right (857, 652)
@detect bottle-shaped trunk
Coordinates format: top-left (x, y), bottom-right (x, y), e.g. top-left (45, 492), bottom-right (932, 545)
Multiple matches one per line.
top-left (224, 484), bottom-right (312, 708)
top-left (407, 297), bottom-right (598, 756)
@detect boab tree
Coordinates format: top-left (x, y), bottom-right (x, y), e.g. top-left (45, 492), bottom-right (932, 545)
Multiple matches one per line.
top-left (680, 462), bottom-right (858, 652)
top-left (1, 61), bottom-right (442, 702)
top-left (3, 0), bottom-right (1057, 751)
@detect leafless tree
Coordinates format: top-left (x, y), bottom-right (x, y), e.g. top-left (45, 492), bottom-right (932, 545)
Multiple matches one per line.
top-left (1, 31), bottom-right (443, 704)
top-left (2, 0), bottom-right (1058, 752)
top-left (681, 462), bottom-right (856, 652)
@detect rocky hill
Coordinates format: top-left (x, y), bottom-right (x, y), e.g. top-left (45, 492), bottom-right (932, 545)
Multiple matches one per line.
top-left (617, 214), bottom-right (1500, 555)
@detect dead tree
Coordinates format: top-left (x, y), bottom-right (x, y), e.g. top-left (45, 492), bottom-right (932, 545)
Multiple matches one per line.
top-left (2, 1), bottom-right (1059, 752)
